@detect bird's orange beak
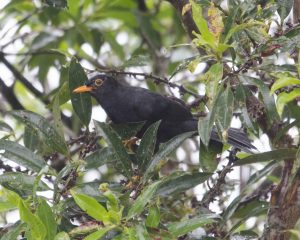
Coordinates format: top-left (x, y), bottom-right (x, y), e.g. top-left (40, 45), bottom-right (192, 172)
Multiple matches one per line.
top-left (73, 85), bottom-right (93, 93)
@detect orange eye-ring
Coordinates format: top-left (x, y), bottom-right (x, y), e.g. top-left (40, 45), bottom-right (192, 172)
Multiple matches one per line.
top-left (94, 79), bottom-right (103, 86)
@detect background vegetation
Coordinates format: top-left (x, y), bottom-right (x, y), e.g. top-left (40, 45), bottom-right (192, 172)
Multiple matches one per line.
top-left (1, 0), bottom-right (300, 239)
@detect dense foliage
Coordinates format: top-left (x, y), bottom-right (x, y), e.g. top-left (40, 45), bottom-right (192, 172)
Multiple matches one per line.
top-left (1, 0), bottom-right (300, 239)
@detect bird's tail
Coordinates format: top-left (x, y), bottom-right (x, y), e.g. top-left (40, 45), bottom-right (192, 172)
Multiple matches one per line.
top-left (180, 119), bottom-right (255, 152)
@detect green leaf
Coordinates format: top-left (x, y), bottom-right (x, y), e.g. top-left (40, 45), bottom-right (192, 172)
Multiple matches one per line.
top-left (85, 147), bottom-right (116, 169)
top-left (110, 122), bottom-right (145, 139)
top-left (240, 75), bottom-right (279, 124)
top-left (234, 149), bottom-right (297, 166)
top-left (23, 126), bottom-right (40, 151)
top-left (277, 0), bottom-right (294, 21)
top-left (10, 110), bottom-right (68, 155)
top-left (122, 54), bottom-right (150, 68)
top-left (36, 199), bottom-right (57, 240)
top-left (83, 226), bottom-right (115, 240)
top-left (0, 222), bottom-right (26, 240)
top-left (45, 0), bottom-right (68, 8)
top-left (168, 214), bottom-right (218, 237)
top-left (0, 201), bottom-right (16, 212)
top-left (270, 76), bottom-right (300, 94)
top-left (215, 85), bottom-right (234, 132)
top-left (135, 224), bottom-right (151, 240)
top-left (143, 131), bottom-right (195, 181)
top-left (54, 232), bottom-right (70, 240)
top-left (19, 199), bottom-right (47, 240)
top-left (228, 204), bottom-right (268, 235)
top-left (198, 86), bottom-right (223, 147)
top-left (199, 140), bottom-right (220, 172)
top-left (127, 181), bottom-right (161, 219)
top-left (191, 1), bottom-right (216, 46)
top-left (71, 191), bottom-right (109, 223)
top-left (169, 55), bottom-right (214, 80)
top-left (0, 121), bottom-right (13, 133)
top-left (94, 121), bottom-right (132, 177)
top-left (103, 190), bottom-right (119, 212)
top-left (0, 140), bottom-right (46, 172)
top-left (156, 171), bottom-right (212, 196)
top-left (146, 203), bottom-right (160, 228)
top-left (69, 57), bottom-right (92, 127)
top-left (0, 172), bottom-right (49, 192)
top-left (137, 121), bottom-right (160, 171)
top-left (224, 20), bottom-right (265, 43)
top-left (276, 89), bottom-right (300, 115)
top-left (52, 92), bottom-right (65, 138)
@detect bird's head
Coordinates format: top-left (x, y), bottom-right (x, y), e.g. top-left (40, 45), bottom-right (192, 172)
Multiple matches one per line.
top-left (73, 74), bottom-right (119, 96)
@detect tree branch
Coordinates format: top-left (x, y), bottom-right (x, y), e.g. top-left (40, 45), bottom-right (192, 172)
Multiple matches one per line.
top-left (92, 68), bottom-right (203, 98)
top-left (262, 160), bottom-right (300, 240)
top-left (0, 77), bottom-right (24, 110)
top-left (166, 0), bottom-right (199, 40)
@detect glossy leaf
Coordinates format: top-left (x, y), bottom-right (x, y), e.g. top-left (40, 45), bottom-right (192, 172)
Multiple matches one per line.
top-left (215, 85), bottom-right (234, 132)
top-left (234, 149), bottom-right (297, 166)
top-left (18, 199), bottom-right (47, 240)
top-left (0, 222), bottom-right (26, 240)
top-left (198, 86), bottom-right (223, 147)
top-left (94, 121), bottom-right (132, 177)
top-left (71, 191), bottom-right (109, 223)
top-left (0, 121), bottom-right (13, 133)
top-left (0, 201), bottom-right (16, 212)
top-left (84, 226), bottom-right (115, 240)
top-left (143, 131), bottom-right (195, 181)
top-left (52, 93), bottom-right (65, 138)
top-left (199, 140), bottom-right (220, 172)
top-left (156, 171), bottom-right (212, 196)
top-left (24, 125), bottom-right (40, 151)
top-left (191, 1), bottom-right (215, 46)
top-left (137, 121), bottom-right (160, 171)
top-left (146, 203), bottom-right (160, 228)
top-left (69, 58), bottom-right (92, 127)
top-left (10, 110), bottom-right (68, 155)
top-left (54, 232), bottom-right (70, 240)
top-left (168, 214), bottom-right (218, 237)
top-left (277, 0), bottom-right (293, 20)
top-left (110, 122), bottom-right (145, 139)
top-left (127, 181), bottom-right (161, 219)
top-left (85, 147), bottom-right (116, 169)
top-left (276, 89), bottom-right (300, 115)
top-left (240, 75), bottom-right (279, 123)
top-left (228, 204), bottom-right (268, 235)
top-left (37, 199), bottom-right (57, 240)
top-left (0, 172), bottom-right (49, 192)
top-left (270, 76), bottom-right (300, 94)
top-left (45, 0), bottom-right (68, 8)
top-left (0, 140), bottom-right (46, 172)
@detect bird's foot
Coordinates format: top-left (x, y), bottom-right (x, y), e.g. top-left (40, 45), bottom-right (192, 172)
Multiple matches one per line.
top-left (228, 147), bottom-right (240, 163)
top-left (122, 137), bottom-right (139, 152)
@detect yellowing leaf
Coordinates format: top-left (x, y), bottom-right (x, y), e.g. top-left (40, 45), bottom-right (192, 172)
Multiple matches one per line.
top-left (207, 3), bottom-right (224, 42)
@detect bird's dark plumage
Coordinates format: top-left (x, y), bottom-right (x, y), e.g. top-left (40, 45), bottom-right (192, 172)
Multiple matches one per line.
top-left (74, 74), bottom-right (255, 151)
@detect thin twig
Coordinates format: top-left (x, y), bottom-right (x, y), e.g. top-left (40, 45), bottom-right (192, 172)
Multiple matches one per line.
top-left (200, 162), bottom-right (233, 208)
top-left (92, 68), bottom-right (202, 98)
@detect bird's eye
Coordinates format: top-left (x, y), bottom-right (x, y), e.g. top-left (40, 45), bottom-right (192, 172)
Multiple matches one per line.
top-left (94, 79), bottom-right (103, 86)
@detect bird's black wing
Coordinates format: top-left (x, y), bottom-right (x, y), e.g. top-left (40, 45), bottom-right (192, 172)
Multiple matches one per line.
top-left (131, 87), bottom-right (193, 122)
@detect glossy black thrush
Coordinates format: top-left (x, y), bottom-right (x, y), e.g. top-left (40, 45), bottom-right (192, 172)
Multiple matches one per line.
top-left (73, 74), bottom-right (255, 151)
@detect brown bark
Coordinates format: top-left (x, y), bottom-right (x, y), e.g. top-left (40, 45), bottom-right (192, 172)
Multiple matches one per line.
top-left (293, 0), bottom-right (300, 23)
top-left (166, 0), bottom-right (199, 40)
top-left (261, 160), bottom-right (300, 240)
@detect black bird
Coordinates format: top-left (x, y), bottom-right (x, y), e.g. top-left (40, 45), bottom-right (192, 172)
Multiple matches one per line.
top-left (73, 74), bottom-right (254, 151)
